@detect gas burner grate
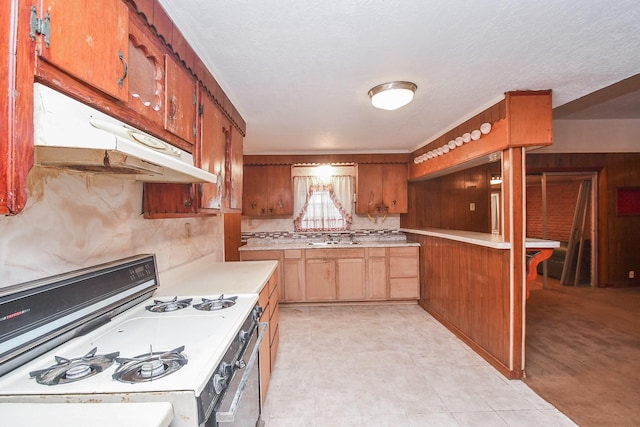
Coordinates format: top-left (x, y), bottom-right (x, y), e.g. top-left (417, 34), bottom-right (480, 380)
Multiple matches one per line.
top-left (145, 297), bottom-right (193, 313)
top-left (193, 294), bottom-right (238, 311)
top-left (29, 347), bottom-right (120, 385)
top-left (112, 346), bottom-right (188, 383)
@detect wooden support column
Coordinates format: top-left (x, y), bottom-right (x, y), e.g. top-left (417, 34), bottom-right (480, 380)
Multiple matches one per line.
top-left (503, 146), bottom-right (526, 378)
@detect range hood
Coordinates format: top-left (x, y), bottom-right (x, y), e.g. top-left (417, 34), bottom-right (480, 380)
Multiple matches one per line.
top-left (33, 83), bottom-right (218, 184)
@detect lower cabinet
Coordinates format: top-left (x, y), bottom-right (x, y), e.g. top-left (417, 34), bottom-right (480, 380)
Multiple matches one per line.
top-left (240, 245), bottom-right (419, 304)
top-left (337, 258), bottom-right (366, 300)
top-left (304, 248), bottom-right (365, 302)
top-left (367, 247), bottom-right (388, 299)
top-left (258, 266), bottom-right (279, 405)
top-left (389, 247), bottom-right (420, 299)
top-left (305, 258), bottom-right (335, 301)
top-left (283, 250), bottom-right (305, 301)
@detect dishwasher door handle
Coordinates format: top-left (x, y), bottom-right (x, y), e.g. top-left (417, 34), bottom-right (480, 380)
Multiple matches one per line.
top-left (215, 322), bottom-right (267, 423)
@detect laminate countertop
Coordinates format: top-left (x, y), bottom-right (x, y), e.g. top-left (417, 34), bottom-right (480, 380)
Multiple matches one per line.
top-left (401, 228), bottom-right (560, 250)
top-left (239, 240), bottom-right (420, 251)
top-left (0, 402), bottom-right (173, 427)
top-left (156, 255), bottom-right (277, 297)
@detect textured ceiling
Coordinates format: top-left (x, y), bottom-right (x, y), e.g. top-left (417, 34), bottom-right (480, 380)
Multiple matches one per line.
top-left (158, 0), bottom-right (640, 154)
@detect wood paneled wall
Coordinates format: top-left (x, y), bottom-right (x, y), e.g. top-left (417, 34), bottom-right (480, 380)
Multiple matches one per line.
top-left (410, 233), bottom-right (515, 377)
top-left (402, 163), bottom-right (500, 232)
top-left (527, 152), bottom-right (640, 287)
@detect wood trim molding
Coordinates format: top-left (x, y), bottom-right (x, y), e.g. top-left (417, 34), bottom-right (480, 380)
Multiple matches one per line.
top-left (409, 91), bottom-right (551, 182)
top-left (244, 153), bottom-right (410, 166)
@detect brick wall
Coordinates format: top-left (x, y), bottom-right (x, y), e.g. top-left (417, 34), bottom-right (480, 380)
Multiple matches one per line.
top-left (526, 180), bottom-right (587, 242)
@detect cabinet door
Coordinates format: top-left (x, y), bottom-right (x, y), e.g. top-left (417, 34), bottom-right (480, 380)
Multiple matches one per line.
top-left (165, 54), bottom-right (197, 145)
top-left (40, 0), bottom-right (129, 101)
top-left (243, 165), bottom-right (268, 216)
top-left (356, 164), bottom-right (383, 214)
top-left (127, 17), bottom-right (164, 126)
top-left (383, 163), bottom-right (408, 213)
top-left (226, 126), bottom-right (243, 211)
top-left (199, 91), bottom-right (226, 210)
top-left (305, 259), bottom-right (336, 301)
top-left (283, 252), bottom-right (305, 302)
top-left (268, 165), bottom-right (293, 215)
top-left (367, 256), bottom-right (388, 299)
top-left (336, 258), bottom-right (366, 300)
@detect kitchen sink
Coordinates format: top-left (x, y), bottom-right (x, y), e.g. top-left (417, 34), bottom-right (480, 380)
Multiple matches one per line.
top-left (306, 241), bottom-right (360, 246)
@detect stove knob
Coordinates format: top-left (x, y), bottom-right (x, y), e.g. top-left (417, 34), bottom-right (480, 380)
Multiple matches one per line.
top-left (219, 362), bottom-right (233, 378)
top-left (239, 329), bottom-right (250, 344)
top-left (213, 373), bottom-right (227, 394)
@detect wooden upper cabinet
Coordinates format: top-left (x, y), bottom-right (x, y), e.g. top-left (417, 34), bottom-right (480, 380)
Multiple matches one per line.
top-left (127, 15), bottom-right (164, 126)
top-left (268, 166), bottom-right (293, 215)
top-left (382, 163), bottom-right (408, 213)
top-left (226, 126), bottom-right (244, 211)
top-left (356, 163), bottom-right (408, 214)
top-left (165, 54), bottom-right (197, 145)
top-left (242, 165), bottom-right (292, 216)
top-left (38, 0), bottom-right (129, 101)
top-left (356, 163), bottom-right (384, 215)
top-left (243, 166), bottom-right (268, 216)
top-left (198, 89), bottom-right (227, 211)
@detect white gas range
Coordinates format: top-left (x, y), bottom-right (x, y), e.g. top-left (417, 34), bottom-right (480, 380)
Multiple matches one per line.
top-left (0, 255), bottom-right (265, 427)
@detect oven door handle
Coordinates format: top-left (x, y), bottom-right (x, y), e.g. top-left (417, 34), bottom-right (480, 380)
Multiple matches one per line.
top-left (215, 322), bottom-right (267, 423)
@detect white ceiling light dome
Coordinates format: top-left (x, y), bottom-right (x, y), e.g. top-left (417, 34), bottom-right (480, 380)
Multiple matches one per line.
top-left (368, 81), bottom-right (417, 111)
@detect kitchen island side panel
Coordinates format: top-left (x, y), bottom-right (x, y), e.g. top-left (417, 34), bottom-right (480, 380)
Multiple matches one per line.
top-left (409, 233), bottom-right (512, 376)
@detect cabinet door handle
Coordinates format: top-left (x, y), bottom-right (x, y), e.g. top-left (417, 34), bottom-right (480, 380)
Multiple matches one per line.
top-left (168, 96), bottom-right (177, 121)
top-left (118, 50), bottom-right (128, 88)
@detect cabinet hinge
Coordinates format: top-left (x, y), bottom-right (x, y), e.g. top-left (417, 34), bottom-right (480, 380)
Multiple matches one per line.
top-left (199, 104), bottom-right (204, 116)
top-left (30, 6), bottom-right (51, 48)
top-left (193, 123), bottom-right (197, 138)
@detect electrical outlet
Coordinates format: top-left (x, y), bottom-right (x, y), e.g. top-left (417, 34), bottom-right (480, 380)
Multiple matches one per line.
top-left (629, 271), bottom-right (635, 279)
top-left (470, 203), bottom-right (476, 211)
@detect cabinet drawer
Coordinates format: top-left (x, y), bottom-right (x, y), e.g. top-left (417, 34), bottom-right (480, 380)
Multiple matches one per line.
top-left (239, 250), bottom-right (280, 261)
top-left (284, 249), bottom-right (303, 259)
top-left (269, 303), bottom-right (280, 344)
top-left (259, 288), bottom-right (270, 316)
top-left (269, 282), bottom-right (279, 305)
top-left (305, 248), bottom-right (365, 259)
top-left (268, 274), bottom-right (279, 299)
top-left (367, 247), bottom-right (387, 257)
top-left (270, 325), bottom-right (280, 369)
top-left (389, 246), bottom-right (418, 257)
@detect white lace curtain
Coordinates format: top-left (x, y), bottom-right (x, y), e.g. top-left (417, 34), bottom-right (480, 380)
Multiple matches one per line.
top-left (293, 175), bottom-right (354, 231)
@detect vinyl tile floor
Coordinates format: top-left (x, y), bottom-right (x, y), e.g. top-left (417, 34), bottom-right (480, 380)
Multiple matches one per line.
top-left (262, 304), bottom-right (577, 427)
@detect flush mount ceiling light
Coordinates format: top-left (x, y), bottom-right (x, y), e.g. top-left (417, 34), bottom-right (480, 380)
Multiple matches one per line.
top-left (368, 81), bottom-right (417, 111)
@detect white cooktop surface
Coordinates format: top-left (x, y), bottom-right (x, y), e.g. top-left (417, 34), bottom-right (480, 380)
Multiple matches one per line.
top-left (0, 294), bottom-right (258, 396)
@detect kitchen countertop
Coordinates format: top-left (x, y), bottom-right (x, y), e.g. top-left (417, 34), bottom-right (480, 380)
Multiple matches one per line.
top-left (239, 240), bottom-right (420, 251)
top-left (156, 254), bottom-right (278, 296)
top-left (401, 228), bottom-right (560, 250)
top-left (0, 402), bottom-right (173, 427)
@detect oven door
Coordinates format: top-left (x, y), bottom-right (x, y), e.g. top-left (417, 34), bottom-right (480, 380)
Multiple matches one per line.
top-left (211, 322), bottom-right (267, 427)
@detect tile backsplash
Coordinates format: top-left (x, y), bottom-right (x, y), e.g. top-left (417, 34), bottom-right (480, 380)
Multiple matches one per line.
top-left (241, 213), bottom-right (400, 233)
